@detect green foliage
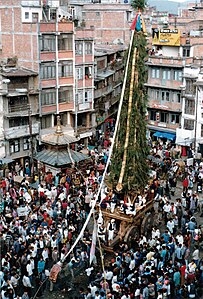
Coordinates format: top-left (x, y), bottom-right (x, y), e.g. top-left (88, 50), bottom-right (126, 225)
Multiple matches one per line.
top-left (110, 32), bottom-right (149, 193)
top-left (131, 0), bottom-right (146, 11)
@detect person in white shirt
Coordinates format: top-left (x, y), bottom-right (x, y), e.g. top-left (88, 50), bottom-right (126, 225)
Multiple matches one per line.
top-left (26, 260), bottom-right (33, 280)
top-left (176, 233), bottom-right (184, 245)
top-left (167, 219), bottom-right (175, 234)
top-left (163, 202), bottom-right (171, 225)
top-left (42, 247), bottom-right (49, 262)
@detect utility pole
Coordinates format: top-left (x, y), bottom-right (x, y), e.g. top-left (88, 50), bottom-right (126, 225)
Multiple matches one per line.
top-left (75, 75), bottom-right (78, 139)
top-left (194, 86), bottom-right (199, 154)
top-left (28, 102), bottom-right (34, 181)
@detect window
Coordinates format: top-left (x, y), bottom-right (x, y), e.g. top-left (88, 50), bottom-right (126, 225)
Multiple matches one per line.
top-left (40, 64), bottom-right (56, 79)
top-left (78, 91), bottom-right (83, 104)
top-left (201, 124), bottom-right (203, 137)
top-left (185, 99), bottom-right (195, 115)
top-left (161, 90), bottom-right (170, 102)
top-left (40, 35), bottom-right (56, 52)
top-left (8, 96), bottom-right (28, 113)
top-left (9, 139), bottom-right (20, 154)
top-left (183, 47), bottom-right (190, 57)
top-left (151, 68), bottom-right (160, 79)
top-left (25, 12), bottom-right (29, 19)
top-left (96, 12), bottom-right (100, 16)
top-left (186, 79), bottom-right (195, 94)
top-left (162, 69), bottom-right (171, 80)
top-left (173, 70), bottom-right (182, 81)
top-left (58, 61), bottom-right (73, 78)
top-left (85, 66), bottom-right (92, 79)
top-left (170, 114), bottom-right (179, 124)
top-left (75, 41), bottom-right (83, 55)
top-left (150, 110), bottom-right (156, 121)
top-left (85, 42), bottom-right (92, 54)
top-left (32, 13), bottom-right (38, 23)
top-left (23, 138), bottom-right (30, 151)
top-left (76, 68), bottom-right (83, 80)
top-left (160, 112), bottom-right (167, 123)
top-left (184, 119), bottom-right (194, 130)
top-left (58, 87), bottom-right (73, 103)
top-left (58, 34), bottom-right (73, 51)
top-left (9, 117), bottom-right (29, 128)
top-left (166, 91), bottom-right (170, 102)
top-left (84, 89), bottom-right (92, 102)
top-left (176, 93), bottom-right (181, 103)
top-left (41, 115), bottom-right (52, 129)
top-left (41, 89), bottom-right (56, 106)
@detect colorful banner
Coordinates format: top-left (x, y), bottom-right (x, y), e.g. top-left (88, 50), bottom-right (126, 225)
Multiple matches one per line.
top-left (152, 28), bottom-right (180, 46)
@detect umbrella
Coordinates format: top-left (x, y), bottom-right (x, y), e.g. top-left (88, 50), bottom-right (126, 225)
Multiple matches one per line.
top-left (14, 175), bottom-right (24, 184)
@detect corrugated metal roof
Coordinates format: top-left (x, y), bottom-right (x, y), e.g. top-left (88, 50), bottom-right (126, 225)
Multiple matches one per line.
top-left (41, 132), bottom-right (79, 146)
top-left (2, 67), bottom-right (38, 77)
top-left (35, 149), bottom-right (90, 167)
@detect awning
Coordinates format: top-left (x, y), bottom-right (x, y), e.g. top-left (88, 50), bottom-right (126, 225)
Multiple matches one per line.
top-left (14, 175), bottom-right (24, 184)
top-left (153, 131), bottom-right (176, 140)
top-left (0, 158), bottom-right (14, 164)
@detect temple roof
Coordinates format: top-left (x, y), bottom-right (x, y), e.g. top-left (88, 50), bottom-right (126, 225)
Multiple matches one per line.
top-left (41, 115), bottom-right (78, 146)
top-left (35, 148), bottom-right (90, 167)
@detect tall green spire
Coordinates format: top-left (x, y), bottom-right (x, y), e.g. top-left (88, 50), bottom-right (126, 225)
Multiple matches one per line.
top-left (131, 0), bottom-right (146, 11)
top-left (110, 12), bottom-right (149, 193)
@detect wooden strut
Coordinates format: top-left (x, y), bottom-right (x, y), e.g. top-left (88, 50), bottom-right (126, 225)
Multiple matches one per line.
top-left (116, 47), bottom-right (138, 192)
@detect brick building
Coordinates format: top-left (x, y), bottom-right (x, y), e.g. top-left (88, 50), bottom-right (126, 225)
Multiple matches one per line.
top-left (147, 2), bottom-right (203, 154)
top-left (0, 62), bottom-right (39, 168)
top-left (0, 0), bottom-right (95, 165)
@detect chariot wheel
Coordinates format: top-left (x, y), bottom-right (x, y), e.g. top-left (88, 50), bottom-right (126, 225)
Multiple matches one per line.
top-left (124, 225), bottom-right (140, 242)
top-left (141, 212), bottom-right (155, 235)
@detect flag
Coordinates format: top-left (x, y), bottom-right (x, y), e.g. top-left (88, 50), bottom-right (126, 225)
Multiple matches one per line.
top-left (90, 220), bottom-right (97, 265)
top-left (130, 14), bottom-right (138, 31)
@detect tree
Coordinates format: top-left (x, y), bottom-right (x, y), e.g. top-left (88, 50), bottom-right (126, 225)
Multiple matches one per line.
top-left (110, 13), bottom-right (149, 193)
top-left (131, 0), bottom-right (146, 11)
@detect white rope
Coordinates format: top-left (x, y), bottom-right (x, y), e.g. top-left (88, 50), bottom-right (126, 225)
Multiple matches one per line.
top-left (61, 30), bottom-right (135, 263)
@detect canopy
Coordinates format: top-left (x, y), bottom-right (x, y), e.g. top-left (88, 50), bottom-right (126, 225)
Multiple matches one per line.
top-left (153, 131), bottom-right (176, 140)
top-left (35, 149), bottom-right (90, 167)
top-left (14, 175), bottom-right (24, 183)
top-left (0, 158), bottom-right (14, 164)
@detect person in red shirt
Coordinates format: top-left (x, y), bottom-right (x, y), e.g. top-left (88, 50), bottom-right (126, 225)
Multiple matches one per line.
top-left (183, 177), bottom-right (189, 193)
top-left (180, 262), bottom-right (186, 286)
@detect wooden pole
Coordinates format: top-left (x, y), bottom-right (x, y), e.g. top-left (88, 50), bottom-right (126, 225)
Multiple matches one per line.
top-left (116, 47), bottom-right (137, 192)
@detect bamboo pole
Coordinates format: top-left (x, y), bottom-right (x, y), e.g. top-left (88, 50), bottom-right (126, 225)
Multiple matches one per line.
top-left (116, 47), bottom-right (137, 192)
top-left (97, 234), bottom-right (107, 295)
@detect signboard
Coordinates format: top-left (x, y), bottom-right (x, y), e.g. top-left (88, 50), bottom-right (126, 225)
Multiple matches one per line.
top-left (45, 165), bottom-right (60, 176)
top-left (152, 28), bottom-right (180, 46)
top-left (187, 158), bottom-right (194, 167)
top-left (17, 206), bottom-right (28, 217)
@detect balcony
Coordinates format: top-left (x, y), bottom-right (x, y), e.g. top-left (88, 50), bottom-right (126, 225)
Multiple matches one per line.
top-left (78, 102), bottom-right (92, 111)
top-left (147, 56), bottom-right (193, 68)
top-left (4, 123), bottom-right (39, 140)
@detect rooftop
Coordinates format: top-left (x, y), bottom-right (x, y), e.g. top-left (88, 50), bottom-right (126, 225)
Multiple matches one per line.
top-left (1, 67), bottom-right (38, 77)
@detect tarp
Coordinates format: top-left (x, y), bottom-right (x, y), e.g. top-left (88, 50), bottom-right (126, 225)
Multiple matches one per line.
top-left (0, 158), bottom-right (14, 164)
top-left (153, 131), bottom-right (176, 140)
top-left (14, 175), bottom-right (24, 184)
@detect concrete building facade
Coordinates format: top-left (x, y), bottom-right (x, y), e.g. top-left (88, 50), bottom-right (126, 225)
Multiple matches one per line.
top-left (0, 0), bottom-right (95, 164)
top-left (147, 2), bottom-right (203, 154)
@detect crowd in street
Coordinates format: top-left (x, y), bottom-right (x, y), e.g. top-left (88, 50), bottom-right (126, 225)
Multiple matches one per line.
top-left (0, 138), bottom-right (203, 299)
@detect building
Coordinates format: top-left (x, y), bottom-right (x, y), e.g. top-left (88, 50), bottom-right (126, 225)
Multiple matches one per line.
top-left (146, 2), bottom-right (203, 154)
top-left (0, 0), bottom-right (95, 164)
top-left (94, 46), bottom-right (125, 137)
top-left (0, 62), bottom-right (39, 168)
top-left (68, 1), bottom-right (133, 47)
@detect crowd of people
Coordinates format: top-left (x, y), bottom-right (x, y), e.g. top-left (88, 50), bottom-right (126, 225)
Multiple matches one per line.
top-left (0, 138), bottom-right (203, 299)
